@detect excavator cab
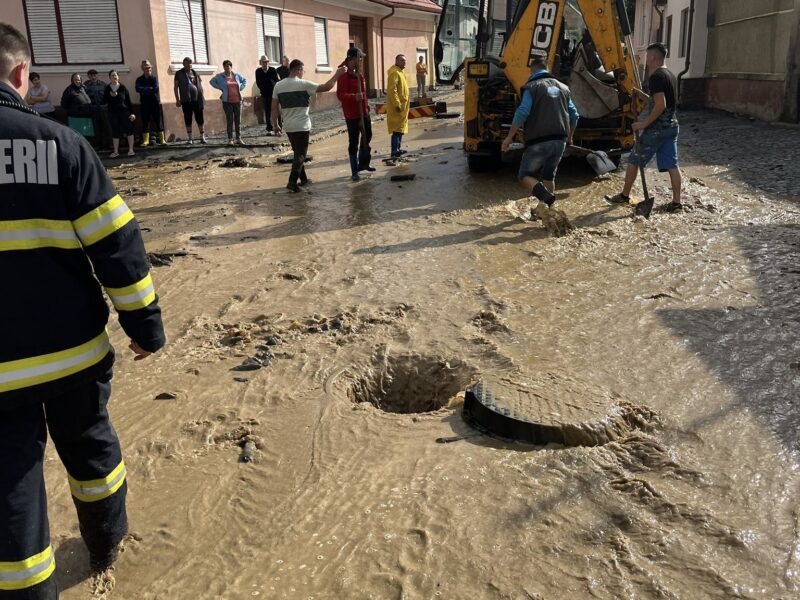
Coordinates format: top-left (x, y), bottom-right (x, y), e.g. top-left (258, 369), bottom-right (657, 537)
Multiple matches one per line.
top-left (435, 0), bottom-right (640, 170)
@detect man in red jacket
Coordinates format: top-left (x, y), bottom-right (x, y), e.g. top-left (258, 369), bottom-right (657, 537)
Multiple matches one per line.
top-left (337, 47), bottom-right (375, 181)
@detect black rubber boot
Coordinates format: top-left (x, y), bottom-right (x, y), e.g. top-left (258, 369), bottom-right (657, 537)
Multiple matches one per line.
top-left (349, 154), bottom-right (360, 181)
top-left (358, 147), bottom-right (375, 172)
top-left (532, 181), bottom-right (555, 207)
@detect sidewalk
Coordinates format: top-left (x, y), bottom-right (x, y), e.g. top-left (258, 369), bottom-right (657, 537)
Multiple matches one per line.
top-left (101, 89), bottom-right (460, 166)
top-left (678, 108), bottom-right (800, 199)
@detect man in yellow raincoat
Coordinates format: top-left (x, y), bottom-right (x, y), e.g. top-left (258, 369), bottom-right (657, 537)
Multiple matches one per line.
top-left (386, 54), bottom-right (410, 157)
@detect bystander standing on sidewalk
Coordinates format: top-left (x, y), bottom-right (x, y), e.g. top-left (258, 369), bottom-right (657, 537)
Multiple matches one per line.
top-left (255, 55), bottom-right (279, 135)
top-left (272, 59), bottom-right (346, 192)
top-left (85, 68), bottom-right (112, 148)
top-left (104, 69), bottom-right (135, 157)
top-left (276, 55), bottom-right (290, 80)
top-left (415, 55), bottom-right (427, 98)
top-left (24, 72), bottom-right (55, 118)
top-left (135, 59), bottom-right (166, 147)
top-left (211, 60), bottom-right (247, 145)
top-left (174, 57), bottom-right (207, 144)
top-left (60, 73), bottom-right (92, 116)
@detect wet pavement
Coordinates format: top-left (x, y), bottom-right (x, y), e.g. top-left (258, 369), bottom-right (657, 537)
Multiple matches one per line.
top-left (53, 100), bottom-right (800, 600)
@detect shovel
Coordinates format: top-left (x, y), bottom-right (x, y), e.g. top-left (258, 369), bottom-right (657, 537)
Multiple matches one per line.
top-left (632, 131), bottom-right (655, 218)
top-left (569, 144), bottom-right (617, 176)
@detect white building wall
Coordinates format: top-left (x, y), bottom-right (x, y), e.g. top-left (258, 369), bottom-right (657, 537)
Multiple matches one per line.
top-left (633, 0), bottom-right (708, 79)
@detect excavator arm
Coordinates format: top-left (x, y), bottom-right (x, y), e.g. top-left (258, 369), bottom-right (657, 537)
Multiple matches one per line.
top-left (435, 0), bottom-right (645, 169)
top-left (501, 0), bottom-right (639, 103)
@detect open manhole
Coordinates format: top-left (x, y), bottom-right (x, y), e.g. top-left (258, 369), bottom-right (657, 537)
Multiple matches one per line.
top-left (348, 352), bottom-right (477, 414)
top-left (463, 374), bottom-right (656, 447)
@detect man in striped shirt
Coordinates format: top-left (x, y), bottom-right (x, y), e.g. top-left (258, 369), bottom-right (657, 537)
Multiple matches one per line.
top-left (271, 59), bottom-right (346, 192)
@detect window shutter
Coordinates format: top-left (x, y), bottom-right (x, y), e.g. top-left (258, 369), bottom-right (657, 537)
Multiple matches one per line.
top-left (59, 0), bottom-right (122, 63)
top-left (263, 9), bottom-right (280, 37)
top-left (25, 0), bottom-right (63, 64)
top-left (166, 0), bottom-right (208, 63)
top-left (166, 0), bottom-right (193, 62)
top-left (256, 9), bottom-right (266, 58)
top-left (314, 18), bottom-right (328, 66)
top-left (190, 0), bottom-right (208, 63)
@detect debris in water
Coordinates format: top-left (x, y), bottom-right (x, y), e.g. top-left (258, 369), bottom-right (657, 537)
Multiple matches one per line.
top-left (239, 440), bottom-right (257, 463)
top-left (155, 392), bottom-right (177, 400)
top-left (390, 174), bottom-right (416, 182)
top-left (276, 154), bottom-right (312, 164)
top-left (220, 157), bottom-right (257, 168)
top-left (147, 251), bottom-right (195, 267)
top-left (231, 357), bottom-right (264, 371)
top-left (533, 203), bottom-right (573, 236)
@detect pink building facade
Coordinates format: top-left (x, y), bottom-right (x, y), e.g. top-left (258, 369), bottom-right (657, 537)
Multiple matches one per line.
top-left (1, 0), bottom-right (440, 136)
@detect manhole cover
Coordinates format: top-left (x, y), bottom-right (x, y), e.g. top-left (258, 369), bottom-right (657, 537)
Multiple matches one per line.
top-left (348, 352), bottom-right (477, 414)
top-left (464, 375), bottom-right (653, 446)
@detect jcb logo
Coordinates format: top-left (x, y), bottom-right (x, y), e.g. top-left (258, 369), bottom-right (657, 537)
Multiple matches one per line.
top-left (529, 0), bottom-right (558, 66)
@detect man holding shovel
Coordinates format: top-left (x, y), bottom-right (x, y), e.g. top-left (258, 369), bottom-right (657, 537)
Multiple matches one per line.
top-left (337, 47), bottom-right (375, 181)
top-left (606, 43), bottom-right (682, 214)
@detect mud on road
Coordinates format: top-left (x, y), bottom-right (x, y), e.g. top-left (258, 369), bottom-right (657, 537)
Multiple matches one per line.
top-left (52, 100), bottom-right (800, 599)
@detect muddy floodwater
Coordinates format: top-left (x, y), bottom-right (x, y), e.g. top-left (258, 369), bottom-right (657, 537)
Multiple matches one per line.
top-left (50, 100), bottom-right (799, 599)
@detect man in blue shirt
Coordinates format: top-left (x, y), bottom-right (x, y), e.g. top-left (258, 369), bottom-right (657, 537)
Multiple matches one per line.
top-left (501, 57), bottom-right (579, 209)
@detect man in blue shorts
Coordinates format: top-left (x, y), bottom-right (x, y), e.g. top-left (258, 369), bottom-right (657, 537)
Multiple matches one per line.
top-left (606, 42), bottom-right (682, 214)
top-left (501, 56), bottom-right (579, 210)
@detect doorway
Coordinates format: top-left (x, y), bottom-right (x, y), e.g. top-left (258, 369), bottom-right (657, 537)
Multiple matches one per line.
top-left (348, 17), bottom-right (371, 95)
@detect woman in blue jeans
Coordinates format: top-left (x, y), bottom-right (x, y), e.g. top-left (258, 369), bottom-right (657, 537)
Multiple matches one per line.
top-left (210, 60), bottom-right (247, 145)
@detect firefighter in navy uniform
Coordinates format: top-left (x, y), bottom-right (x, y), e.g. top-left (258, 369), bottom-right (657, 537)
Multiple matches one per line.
top-left (0, 24), bottom-right (165, 599)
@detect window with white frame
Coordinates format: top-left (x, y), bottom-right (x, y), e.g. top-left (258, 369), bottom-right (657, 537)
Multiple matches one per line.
top-left (257, 8), bottom-right (282, 63)
top-left (24, 0), bottom-right (123, 65)
top-left (165, 0), bottom-right (209, 64)
top-left (314, 18), bottom-right (329, 67)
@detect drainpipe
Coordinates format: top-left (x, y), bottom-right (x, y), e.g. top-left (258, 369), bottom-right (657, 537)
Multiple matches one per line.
top-left (380, 6), bottom-right (396, 94)
top-left (677, 0), bottom-right (695, 103)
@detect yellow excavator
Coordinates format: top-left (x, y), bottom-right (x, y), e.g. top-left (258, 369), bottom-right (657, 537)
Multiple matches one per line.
top-left (435, 0), bottom-right (644, 170)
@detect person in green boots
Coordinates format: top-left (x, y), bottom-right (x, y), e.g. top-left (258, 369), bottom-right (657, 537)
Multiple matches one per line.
top-left (135, 59), bottom-right (166, 147)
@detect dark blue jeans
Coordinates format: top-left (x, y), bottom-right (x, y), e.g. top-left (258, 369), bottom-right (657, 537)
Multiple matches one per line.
top-left (391, 132), bottom-right (404, 156)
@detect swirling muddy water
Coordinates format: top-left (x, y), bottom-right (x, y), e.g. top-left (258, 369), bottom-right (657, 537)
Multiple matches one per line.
top-left (51, 103), bottom-right (799, 599)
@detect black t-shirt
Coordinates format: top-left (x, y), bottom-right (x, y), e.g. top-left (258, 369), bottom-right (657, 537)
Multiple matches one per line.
top-left (646, 67), bottom-right (678, 127)
top-left (648, 68), bottom-right (676, 108)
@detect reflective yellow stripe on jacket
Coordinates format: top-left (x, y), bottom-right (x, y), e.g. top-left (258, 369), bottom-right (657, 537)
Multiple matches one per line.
top-left (105, 273), bottom-right (155, 311)
top-left (0, 546), bottom-right (55, 591)
top-left (0, 218), bottom-right (81, 251)
top-left (0, 331), bottom-right (110, 393)
top-left (72, 194), bottom-right (134, 246)
top-left (68, 460), bottom-right (126, 502)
